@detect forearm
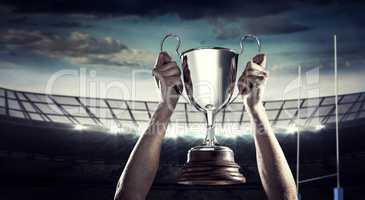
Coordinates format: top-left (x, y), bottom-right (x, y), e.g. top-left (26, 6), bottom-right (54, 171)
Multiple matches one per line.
top-left (247, 102), bottom-right (297, 200)
top-left (114, 102), bottom-right (176, 200)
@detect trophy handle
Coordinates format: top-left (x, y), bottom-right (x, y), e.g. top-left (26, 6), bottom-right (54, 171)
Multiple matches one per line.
top-left (155, 33), bottom-right (182, 89)
top-left (160, 33), bottom-right (182, 57)
top-left (228, 34), bottom-right (262, 104)
top-left (155, 33), bottom-right (191, 103)
top-left (239, 34), bottom-right (261, 55)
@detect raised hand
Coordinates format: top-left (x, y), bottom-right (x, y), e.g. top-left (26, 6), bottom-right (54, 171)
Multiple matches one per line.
top-left (152, 52), bottom-right (183, 108)
top-left (237, 53), bottom-right (268, 110)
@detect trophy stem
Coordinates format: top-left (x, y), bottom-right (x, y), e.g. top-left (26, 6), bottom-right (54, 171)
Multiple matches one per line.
top-left (204, 110), bottom-right (216, 146)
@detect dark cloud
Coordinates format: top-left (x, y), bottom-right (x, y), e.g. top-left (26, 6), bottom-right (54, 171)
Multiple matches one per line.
top-left (211, 19), bottom-right (242, 40)
top-left (6, 16), bottom-right (92, 28)
top-left (7, 16), bottom-right (28, 24)
top-left (212, 15), bottom-right (311, 40)
top-left (50, 21), bottom-right (92, 28)
top-left (244, 16), bottom-right (311, 35)
top-left (6, 16), bottom-right (38, 26)
top-left (0, 0), bottom-right (279, 18)
top-left (0, 0), bottom-right (301, 19)
top-left (0, 4), bottom-right (13, 15)
top-left (0, 0), bottom-right (357, 20)
top-left (0, 30), bottom-right (127, 55)
top-left (0, 29), bottom-right (155, 67)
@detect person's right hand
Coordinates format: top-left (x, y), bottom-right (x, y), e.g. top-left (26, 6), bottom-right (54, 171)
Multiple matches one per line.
top-left (237, 54), bottom-right (268, 111)
top-left (152, 52), bottom-right (183, 108)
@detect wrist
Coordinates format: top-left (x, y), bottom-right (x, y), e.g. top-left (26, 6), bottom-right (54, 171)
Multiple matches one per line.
top-left (146, 102), bottom-right (175, 137)
top-left (245, 102), bottom-right (273, 136)
top-left (162, 91), bottom-right (179, 109)
top-left (154, 101), bottom-right (176, 122)
top-left (245, 101), bottom-right (265, 114)
top-left (160, 99), bottom-right (177, 111)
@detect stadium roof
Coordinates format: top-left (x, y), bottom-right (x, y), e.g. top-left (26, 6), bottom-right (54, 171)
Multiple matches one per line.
top-left (1, 86), bottom-right (364, 136)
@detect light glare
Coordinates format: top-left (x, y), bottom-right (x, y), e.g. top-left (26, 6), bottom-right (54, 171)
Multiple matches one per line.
top-left (74, 124), bottom-right (86, 130)
top-left (315, 124), bottom-right (325, 131)
top-left (286, 125), bottom-right (298, 134)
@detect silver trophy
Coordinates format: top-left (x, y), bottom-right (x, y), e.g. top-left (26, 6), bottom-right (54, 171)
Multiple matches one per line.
top-left (159, 33), bottom-right (261, 185)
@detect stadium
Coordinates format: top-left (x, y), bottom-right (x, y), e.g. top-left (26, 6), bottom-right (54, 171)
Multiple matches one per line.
top-left (1, 85), bottom-right (364, 199)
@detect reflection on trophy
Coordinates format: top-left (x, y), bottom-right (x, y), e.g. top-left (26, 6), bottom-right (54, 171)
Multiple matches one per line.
top-left (159, 33), bottom-right (261, 185)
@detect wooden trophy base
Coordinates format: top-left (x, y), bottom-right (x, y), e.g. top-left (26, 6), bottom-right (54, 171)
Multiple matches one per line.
top-left (177, 145), bottom-right (246, 185)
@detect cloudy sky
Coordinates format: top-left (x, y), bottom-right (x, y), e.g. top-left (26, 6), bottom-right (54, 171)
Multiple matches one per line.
top-left (0, 0), bottom-right (364, 101)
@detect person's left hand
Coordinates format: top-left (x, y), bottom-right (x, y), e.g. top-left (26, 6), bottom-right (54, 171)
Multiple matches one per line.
top-left (152, 52), bottom-right (183, 108)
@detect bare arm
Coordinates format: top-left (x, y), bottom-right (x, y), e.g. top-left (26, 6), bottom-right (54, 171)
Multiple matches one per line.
top-left (114, 52), bottom-right (181, 200)
top-left (248, 103), bottom-right (297, 200)
top-left (238, 54), bottom-right (297, 200)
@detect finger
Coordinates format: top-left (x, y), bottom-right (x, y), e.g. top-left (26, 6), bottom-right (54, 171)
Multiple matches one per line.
top-left (245, 70), bottom-right (268, 78)
top-left (245, 61), bottom-right (266, 72)
top-left (245, 72), bottom-right (268, 82)
top-left (157, 61), bottom-right (178, 72)
top-left (245, 75), bottom-right (267, 85)
top-left (252, 53), bottom-right (266, 67)
top-left (160, 68), bottom-right (181, 77)
top-left (240, 61), bottom-right (264, 79)
top-left (166, 76), bottom-right (182, 86)
top-left (245, 63), bottom-right (267, 77)
top-left (152, 68), bottom-right (167, 83)
top-left (155, 52), bottom-right (172, 67)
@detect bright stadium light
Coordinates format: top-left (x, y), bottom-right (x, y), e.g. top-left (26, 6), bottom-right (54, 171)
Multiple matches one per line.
top-left (109, 124), bottom-right (123, 134)
top-left (286, 124), bottom-right (298, 134)
top-left (74, 124), bottom-right (86, 130)
top-left (314, 124), bottom-right (325, 131)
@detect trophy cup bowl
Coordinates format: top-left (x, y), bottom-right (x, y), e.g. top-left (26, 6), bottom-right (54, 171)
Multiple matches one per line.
top-left (159, 33), bottom-right (261, 185)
